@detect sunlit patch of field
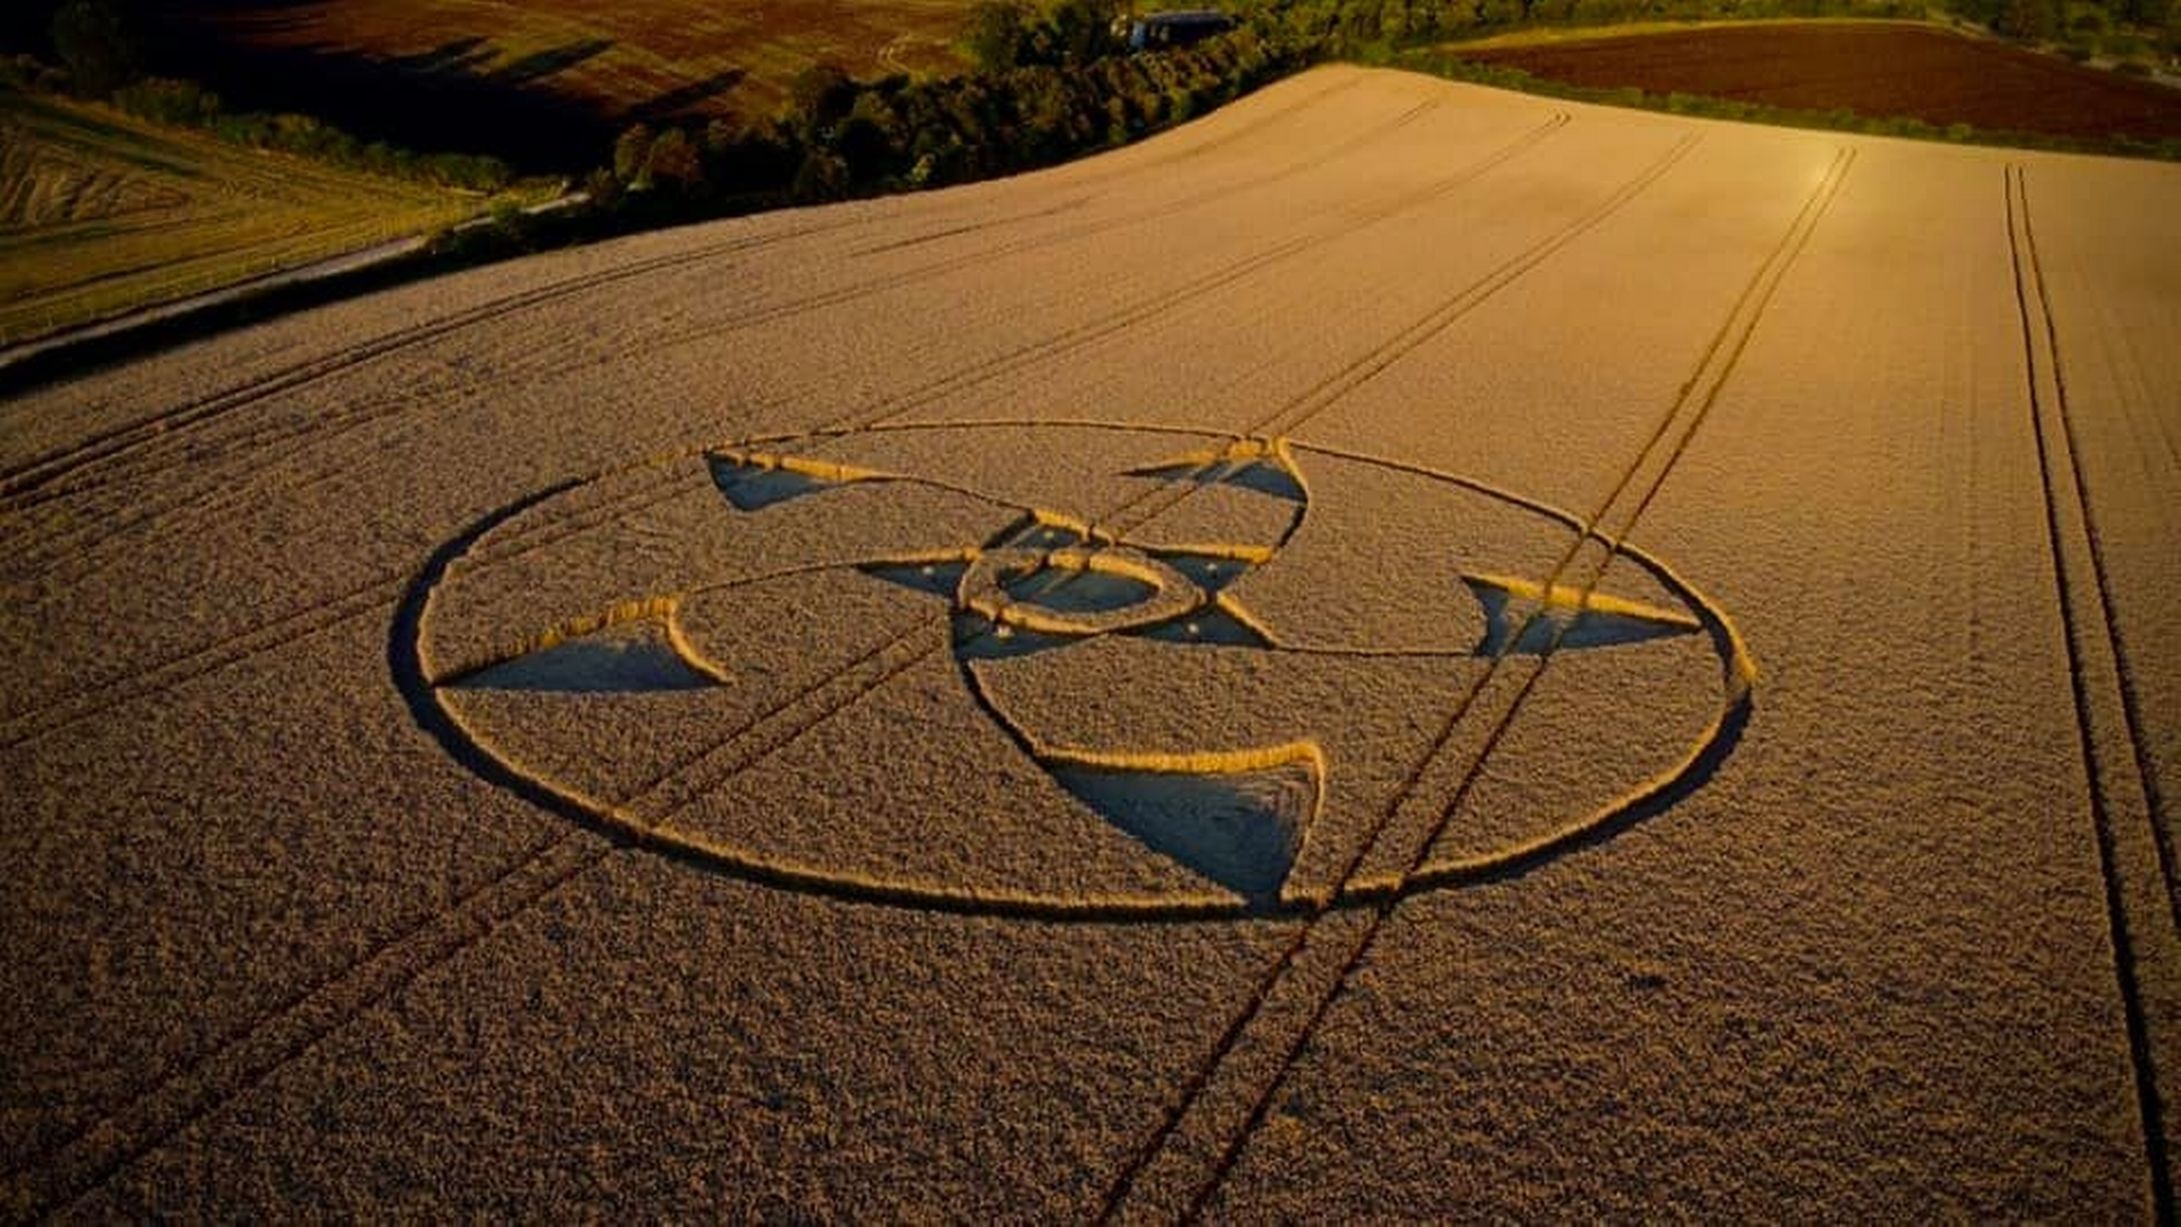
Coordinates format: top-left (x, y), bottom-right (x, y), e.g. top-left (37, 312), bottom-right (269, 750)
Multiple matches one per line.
top-left (0, 91), bottom-right (487, 344)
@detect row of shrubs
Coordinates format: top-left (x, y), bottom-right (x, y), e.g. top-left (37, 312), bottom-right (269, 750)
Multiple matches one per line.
top-left (604, 26), bottom-right (1300, 206)
top-left (577, 0), bottom-right (1945, 219)
top-left (429, 21), bottom-right (1305, 261)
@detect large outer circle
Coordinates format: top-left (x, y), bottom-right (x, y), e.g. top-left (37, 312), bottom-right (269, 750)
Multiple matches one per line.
top-left (395, 420), bottom-right (1753, 923)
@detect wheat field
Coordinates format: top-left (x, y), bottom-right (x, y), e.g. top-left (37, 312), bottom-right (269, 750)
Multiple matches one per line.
top-left (2, 66), bottom-right (2176, 1217)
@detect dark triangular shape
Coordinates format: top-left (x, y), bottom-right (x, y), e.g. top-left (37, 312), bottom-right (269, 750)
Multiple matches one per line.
top-left (1129, 604), bottom-right (1273, 648)
top-left (1051, 756), bottom-right (1318, 907)
top-left (1221, 459), bottom-right (1306, 503)
top-left (1464, 575), bottom-right (1699, 656)
top-left (708, 455), bottom-right (840, 511)
top-left (449, 620), bottom-right (717, 693)
top-left (1150, 550), bottom-right (1255, 593)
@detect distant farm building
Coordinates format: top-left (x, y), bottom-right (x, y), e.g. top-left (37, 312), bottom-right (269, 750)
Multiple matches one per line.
top-left (1118, 10), bottom-right (1237, 51)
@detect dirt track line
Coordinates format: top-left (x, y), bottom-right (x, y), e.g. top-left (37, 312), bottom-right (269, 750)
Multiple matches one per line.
top-left (1100, 146), bottom-right (1853, 1225)
top-left (1170, 147), bottom-right (1852, 1220)
top-left (1256, 130), bottom-right (1703, 440)
top-left (0, 219), bottom-right (860, 515)
top-left (0, 462), bottom-right (696, 748)
top-left (2007, 163), bottom-right (2176, 1223)
top-left (2, 94), bottom-right (1441, 582)
top-left (2015, 174), bottom-right (2179, 939)
top-left (556, 95), bottom-right (1451, 376)
top-left (4, 495), bottom-right (954, 1216)
top-left (0, 78), bottom-right (1371, 517)
top-left (840, 112), bottom-right (1572, 434)
top-left (5, 825), bottom-right (603, 1219)
top-left (0, 571), bottom-right (402, 752)
top-left (1108, 127), bottom-right (1699, 541)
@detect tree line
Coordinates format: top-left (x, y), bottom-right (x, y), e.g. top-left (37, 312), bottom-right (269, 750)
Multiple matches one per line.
top-left (9, 0), bottom-right (2174, 258)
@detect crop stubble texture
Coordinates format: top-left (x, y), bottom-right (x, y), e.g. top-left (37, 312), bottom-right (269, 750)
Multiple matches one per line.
top-left (1, 65), bottom-right (2176, 1218)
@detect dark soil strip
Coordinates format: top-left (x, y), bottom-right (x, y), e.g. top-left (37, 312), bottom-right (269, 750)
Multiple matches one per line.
top-left (1467, 23), bottom-right (2181, 143)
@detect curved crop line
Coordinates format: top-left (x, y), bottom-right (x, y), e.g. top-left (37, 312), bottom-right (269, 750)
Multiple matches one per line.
top-left (961, 546), bottom-right (1203, 636)
top-left (403, 431), bottom-right (1752, 922)
top-left (1268, 435), bottom-right (1314, 549)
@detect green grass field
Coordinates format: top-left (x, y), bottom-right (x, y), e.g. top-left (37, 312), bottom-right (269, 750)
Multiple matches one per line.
top-left (0, 91), bottom-right (494, 345)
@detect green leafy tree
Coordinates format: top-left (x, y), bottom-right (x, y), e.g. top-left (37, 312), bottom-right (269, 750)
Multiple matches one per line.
top-left (613, 123), bottom-right (654, 182)
top-left (966, 0), bottom-right (1040, 70)
top-left (791, 61), bottom-right (858, 127)
top-left (645, 126), bottom-right (704, 189)
top-left (791, 149), bottom-right (850, 200)
top-left (1996, 0), bottom-right (2062, 38)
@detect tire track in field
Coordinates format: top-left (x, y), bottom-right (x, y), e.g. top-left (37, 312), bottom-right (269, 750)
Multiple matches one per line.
top-left (818, 110), bottom-right (1571, 434)
top-left (1102, 127), bottom-right (1702, 538)
top-left (0, 69), bottom-right (1370, 520)
top-left (9, 95), bottom-right (1501, 593)
top-left (1, 89), bottom-right (1436, 582)
top-left (9, 108), bottom-right (1689, 1212)
top-left (0, 220), bottom-right (854, 511)
top-left (2015, 171), bottom-right (2179, 939)
top-left (1, 99), bottom-right (1550, 732)
top-left (0, 459), bottom-right (699, 747)
top-left (1099, 146), bottom-right (1853, 1225)
top-left (2007, 163), bottom-right (2176, 1222)
top-left (3, 495), bottom-right (962, 1219)
top-left (513, 93), bottom-right (1449, 382)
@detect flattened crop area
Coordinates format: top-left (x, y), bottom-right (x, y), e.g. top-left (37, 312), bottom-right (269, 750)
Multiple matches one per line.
top-left (2, 67), bottom-right (2177, 1218)
top-left (1464, 21), bottom-right (2181, 142)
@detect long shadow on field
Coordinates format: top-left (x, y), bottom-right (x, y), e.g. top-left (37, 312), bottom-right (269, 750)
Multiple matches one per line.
top-left (388, 37), bottom-right (496, 78)
top-left (488, 38), bottom-right (615, 88)
top-left (628, 69), bottom-right (749, 123)
top-left (142, 16), bottom-right (625, 171)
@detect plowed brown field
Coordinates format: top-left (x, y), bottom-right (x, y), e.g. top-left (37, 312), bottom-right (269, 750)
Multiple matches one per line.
top-left (1466, 21), bottom-right (2181, 142)
top-left (3, 67), bottom-right (2177, 1218)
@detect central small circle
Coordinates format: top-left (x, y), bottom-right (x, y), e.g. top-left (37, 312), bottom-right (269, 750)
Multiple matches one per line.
top-left (960, 547), bottom-right (1202, 638)
top-left (1002, 558), bottom-right (1155, 614)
